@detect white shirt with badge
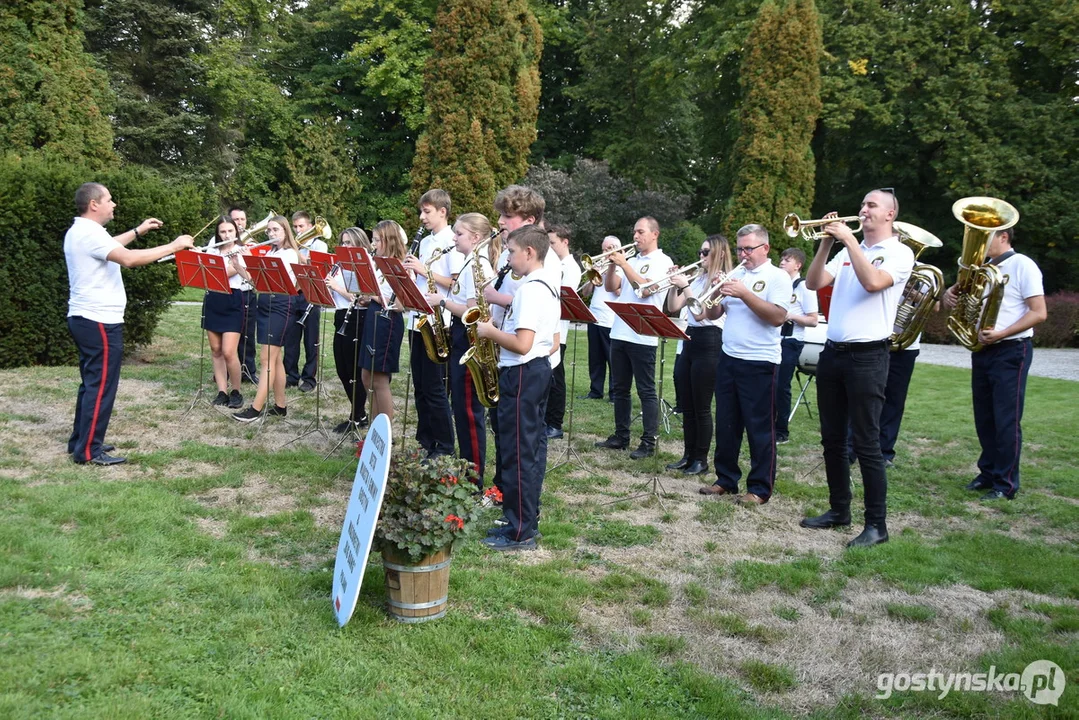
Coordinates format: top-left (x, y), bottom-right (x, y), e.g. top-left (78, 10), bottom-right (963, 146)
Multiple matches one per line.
top-left (686, 274), bottom-right (721, 328)
top-left (299, 237), bottom-right (328, 262)
top-left (720, 260), bottom-right (792, 364)
top-left (824, 236), bottom-right (914, 343)
top-left (65, 216), bottom-right (125, 324)
top-left (499, 272), bottom-right (560, 367)
top-left (993, 253), bottom-right (1044, 341)
top-left (788, 277), bottom-right (819, 341)
top-left (609, 249), bottom-right (674, 347)
top-left (408, 227), bottom-right (459, 330)
top-left (557, 253), bottom-right (583, 344)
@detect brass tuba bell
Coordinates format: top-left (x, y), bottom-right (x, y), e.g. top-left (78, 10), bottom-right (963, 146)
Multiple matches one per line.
top-left (946, 197), bottom-right (1019, 351)
top-left (888, 222), bottom-right (945, 351)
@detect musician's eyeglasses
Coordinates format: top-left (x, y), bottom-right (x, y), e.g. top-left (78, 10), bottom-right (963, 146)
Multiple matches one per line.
top-left (698, 248), bottom-right (710, 257)
top-left (736, 244), bottom-right (764, 255)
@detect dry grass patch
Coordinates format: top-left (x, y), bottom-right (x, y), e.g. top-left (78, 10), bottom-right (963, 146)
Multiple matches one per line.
top-left (190, 475), bottom-right (299, 517)
top-left (0, 585), bottom-right (94, 613)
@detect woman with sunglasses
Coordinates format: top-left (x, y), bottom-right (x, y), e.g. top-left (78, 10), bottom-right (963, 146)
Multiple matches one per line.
top-left (232, 216), bottom-right (300, 422)
top-left (665, 235), bottom-right (733, 475)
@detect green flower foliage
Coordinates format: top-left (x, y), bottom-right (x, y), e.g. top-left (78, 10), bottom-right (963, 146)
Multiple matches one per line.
top-left (724, 0), bottom-right (822, 256)
top-left (0, 153), bottom-right (215, 368)
top-left (0, 0), bottom-right (116, 170)
top-left (373, 450), bottom-right (483, 564)
top-left (409, 0), bottom-right (543, 217)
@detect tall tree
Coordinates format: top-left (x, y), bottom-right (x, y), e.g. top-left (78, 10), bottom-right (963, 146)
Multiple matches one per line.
top-left (530, 0), bottom-right (594, 167)
top-left (724, 0), bottom-right (822, 252)
top-left (409, 0), bottom-right (543, 216)
top-left (0, 0), bottom-right (115, 169)
top-left (571, 0), bottom-right (700, 196)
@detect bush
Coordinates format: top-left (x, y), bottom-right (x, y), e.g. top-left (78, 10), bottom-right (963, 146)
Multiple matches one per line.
top-left (0, 153), bottom-right (215, 368)
top-left (921, 291), bottom-right (1078, 348)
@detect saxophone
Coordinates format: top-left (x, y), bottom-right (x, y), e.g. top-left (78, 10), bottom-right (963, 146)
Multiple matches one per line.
top-left (460, 234), bottom-right (501, 408)
top-left (946, 197), bottom-right (1020, 352)
top-left (416, 244), bottom-right (453, 364)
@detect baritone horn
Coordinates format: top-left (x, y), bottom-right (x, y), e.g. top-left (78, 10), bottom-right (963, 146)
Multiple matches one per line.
top-left (946, 197), bottom-right (1020, 352)
top-left (295, 216), bottom-right (332, 249)
top-left (783, 213), bottom-right (862, 243)
top-left (888, 221), bottom-right (945, 351)
top-left (239, 211), bottom-right (278, 244)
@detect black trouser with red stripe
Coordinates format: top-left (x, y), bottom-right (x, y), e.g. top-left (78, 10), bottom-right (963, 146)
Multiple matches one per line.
top-left (67, 316), bottom-right (123, 462)
top-left (450, 320), bottom-right (486, 486)
top-left (410, 329), bottom-right (455, 456)
top-left (498, 357), bottom-right (551, 541)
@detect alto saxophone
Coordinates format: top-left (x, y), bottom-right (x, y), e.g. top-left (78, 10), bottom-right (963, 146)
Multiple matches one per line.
top-left (460, 234), bottom-right (501, 408)
top-left (416, 245), bottom-right (454, 364)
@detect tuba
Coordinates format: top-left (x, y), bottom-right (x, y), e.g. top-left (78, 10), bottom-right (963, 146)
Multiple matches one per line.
top-left (460, 234), bottom-right (500, 408)
top-left (295, 216), bottom-right (332, 249)
top-left (239, 211), bottom-right (278, 244)
top-left (946, 197), bottom-right (1019, 352)
top-left (416, 245), bottom-right (454, 364)
top-left (888, 221), bottom-right (945, 351)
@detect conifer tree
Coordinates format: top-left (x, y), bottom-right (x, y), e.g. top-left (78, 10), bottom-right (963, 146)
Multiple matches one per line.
top-left (409, 0), bottom-right (542, 216)
top-left (0, 0), bottom-right (115, 169)
top-left (724, 0), bottom-right (822, 254)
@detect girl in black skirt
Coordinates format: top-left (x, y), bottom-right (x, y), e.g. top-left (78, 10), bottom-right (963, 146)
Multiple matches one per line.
top-left (233, 216), bottom-right (300, 422)
top-left (665, 235), bottom-right (732, 475)
top-left (361, 220), bottom-right (407, 422)
top-left (202, 217), bottom-right (247, 409)
top-left (326, 227), bottom-right (372, 432)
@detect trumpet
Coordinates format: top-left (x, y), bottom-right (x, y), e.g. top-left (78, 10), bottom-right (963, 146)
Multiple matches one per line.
top-left (783, 213), bottom-right (862, 243)
top-left (685, 261), bottom-right (747, 315)
top-left (580, 242), bottom-right (637, 271)
top-left (635, 258), bottom-right (706, 294)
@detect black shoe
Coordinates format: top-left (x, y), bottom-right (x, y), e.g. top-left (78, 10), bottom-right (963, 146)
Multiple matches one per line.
top-left (233, 406), bottom-right (262, 423)
top-left (356, 415), bottom-right (369, 428)
top-left (671, 406), bottom-right (683, 415)
top-left (665, 457), bottom-right (690, 471)
top-left (299, 381), bottom-right (316, 393)
top-left (776, 434), bottom-right (789, 445)
top-left (70, 444), bottom-right (115, 455)
top-left (847, 524), bottom-right (889, 548)
top-left (212, 391), bottom-right (229, 406)
top-left (545, 426), bottom-right (564, 439)
top-left (580, 393), bottom-right (603, 400)
top-left (594, 436), bottom-right (628, 450)
top-left (285, 380), bottom-right (299, 389)
top-left (800, 509), bottom-right (852, 529)
top-left (333, 421), bottom-right (352, 434)
top-left (486, 526), bottom-right (543, 540)
top-left (228, 390), bottom-right (244, 409)
top-left (965, 478), bottom-right (993, 491)
top-left (482, 534), bottom-right (538, 551)
top-left (75, 453), bottom-right (127, 466)
top-left (981, 490), bottom-right (1015, 501)
top-left (630, 442), bottom-right (656, 460)
top-left (268, 405), bottom-right (287, 417)
top-left (683, 460), bottom-right (708, 475)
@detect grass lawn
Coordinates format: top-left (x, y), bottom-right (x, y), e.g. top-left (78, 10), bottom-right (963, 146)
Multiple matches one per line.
top-left (1, 303), bottom-right (1075, 718)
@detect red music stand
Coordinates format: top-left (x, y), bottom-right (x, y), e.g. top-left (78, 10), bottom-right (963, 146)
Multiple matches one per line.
top-left (248, 245), bottom-right (272, 258)
top-left (308, 249), bottom-right (336, 279)
top-left (175, 250), bottom-right (231, 294)
top-left (174, 250), bottom-right (233, 416)
top-left (335, 246), bottom-right (380, 296)
top-left (293, 265), bottom-right (336, 309)
top-left (246, 256), bottom-right (298, 297)
top-left (285, 264), bottom-right (339, 444)
top-left (372, 256), bottom-right (433, 314)
top-left (550, 287), bottom-right (599, 474)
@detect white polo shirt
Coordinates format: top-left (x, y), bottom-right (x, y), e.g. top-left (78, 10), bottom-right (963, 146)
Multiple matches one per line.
top-left (491, 246), bottom-right (560, 328)
top-left (686, 274), bottom-right (721, 328)
top-left (499, 273), bottom-right (560, 367)
top-left (609, 248), bottom-right (674, 347)
top-left (588, 283), bottom-right (617, 328)
top-left (788, 278), bottom-right (818, 341)
top-left (825, 236), bottom-right (914, 343)
top-left (720, 260), bottom-right (792, 364)
top-left (408, 227), bottom-right (458, 330)
top-left (459, 253), bottom-right (496, 308)
top-left (65, 217), bottom-right (125, 324)
top-left (994, 253), bottom-right (1044, 341)
top-left (557, 253), bottom-right (583, 344)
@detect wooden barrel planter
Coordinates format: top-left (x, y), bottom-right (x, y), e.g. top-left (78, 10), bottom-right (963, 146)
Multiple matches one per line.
top-left (381, 546), bottom-right (452, 623)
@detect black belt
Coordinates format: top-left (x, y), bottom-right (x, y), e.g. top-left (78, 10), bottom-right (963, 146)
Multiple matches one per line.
top-left (824, 339), bottom-right (889, 352)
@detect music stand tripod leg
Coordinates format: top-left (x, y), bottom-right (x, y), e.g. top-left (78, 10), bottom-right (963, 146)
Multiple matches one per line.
top-left (550, 326), bottom-right (590, 474)
top-left (184, 289), bottom-right (214, 417)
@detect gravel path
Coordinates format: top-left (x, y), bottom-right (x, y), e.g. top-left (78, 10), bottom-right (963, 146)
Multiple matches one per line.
top-left (918, 343), bottom-right (1079, 382)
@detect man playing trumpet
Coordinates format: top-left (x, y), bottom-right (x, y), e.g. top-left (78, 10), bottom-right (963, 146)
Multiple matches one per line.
top-left (801, 189), bottom-right (913, 547)
top-left (698, 226), bottom-right (792, 504)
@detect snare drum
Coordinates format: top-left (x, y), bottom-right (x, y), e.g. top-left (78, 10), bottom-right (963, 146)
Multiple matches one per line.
top-left (798, 321), bottom-right (827, 375)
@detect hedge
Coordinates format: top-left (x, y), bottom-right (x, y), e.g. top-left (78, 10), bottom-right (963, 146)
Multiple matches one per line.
top-left (920, 291), bottom-right (1079, 348)
top-left (0, 153), bottom-right (215, 368)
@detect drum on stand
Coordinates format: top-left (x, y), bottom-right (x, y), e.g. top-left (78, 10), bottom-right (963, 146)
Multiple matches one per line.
top-left (798, 321), bottom-right (827, 376)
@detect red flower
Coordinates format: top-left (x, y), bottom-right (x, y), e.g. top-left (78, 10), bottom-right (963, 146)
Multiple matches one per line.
top-left (445, 514), bottom-right (464, 530)
top-left (484, 487), bottom-right (503, 503)
top-left (354, 440), bottom-right (365, 458)
top-left (440, 475), bottom-right (458, 486)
